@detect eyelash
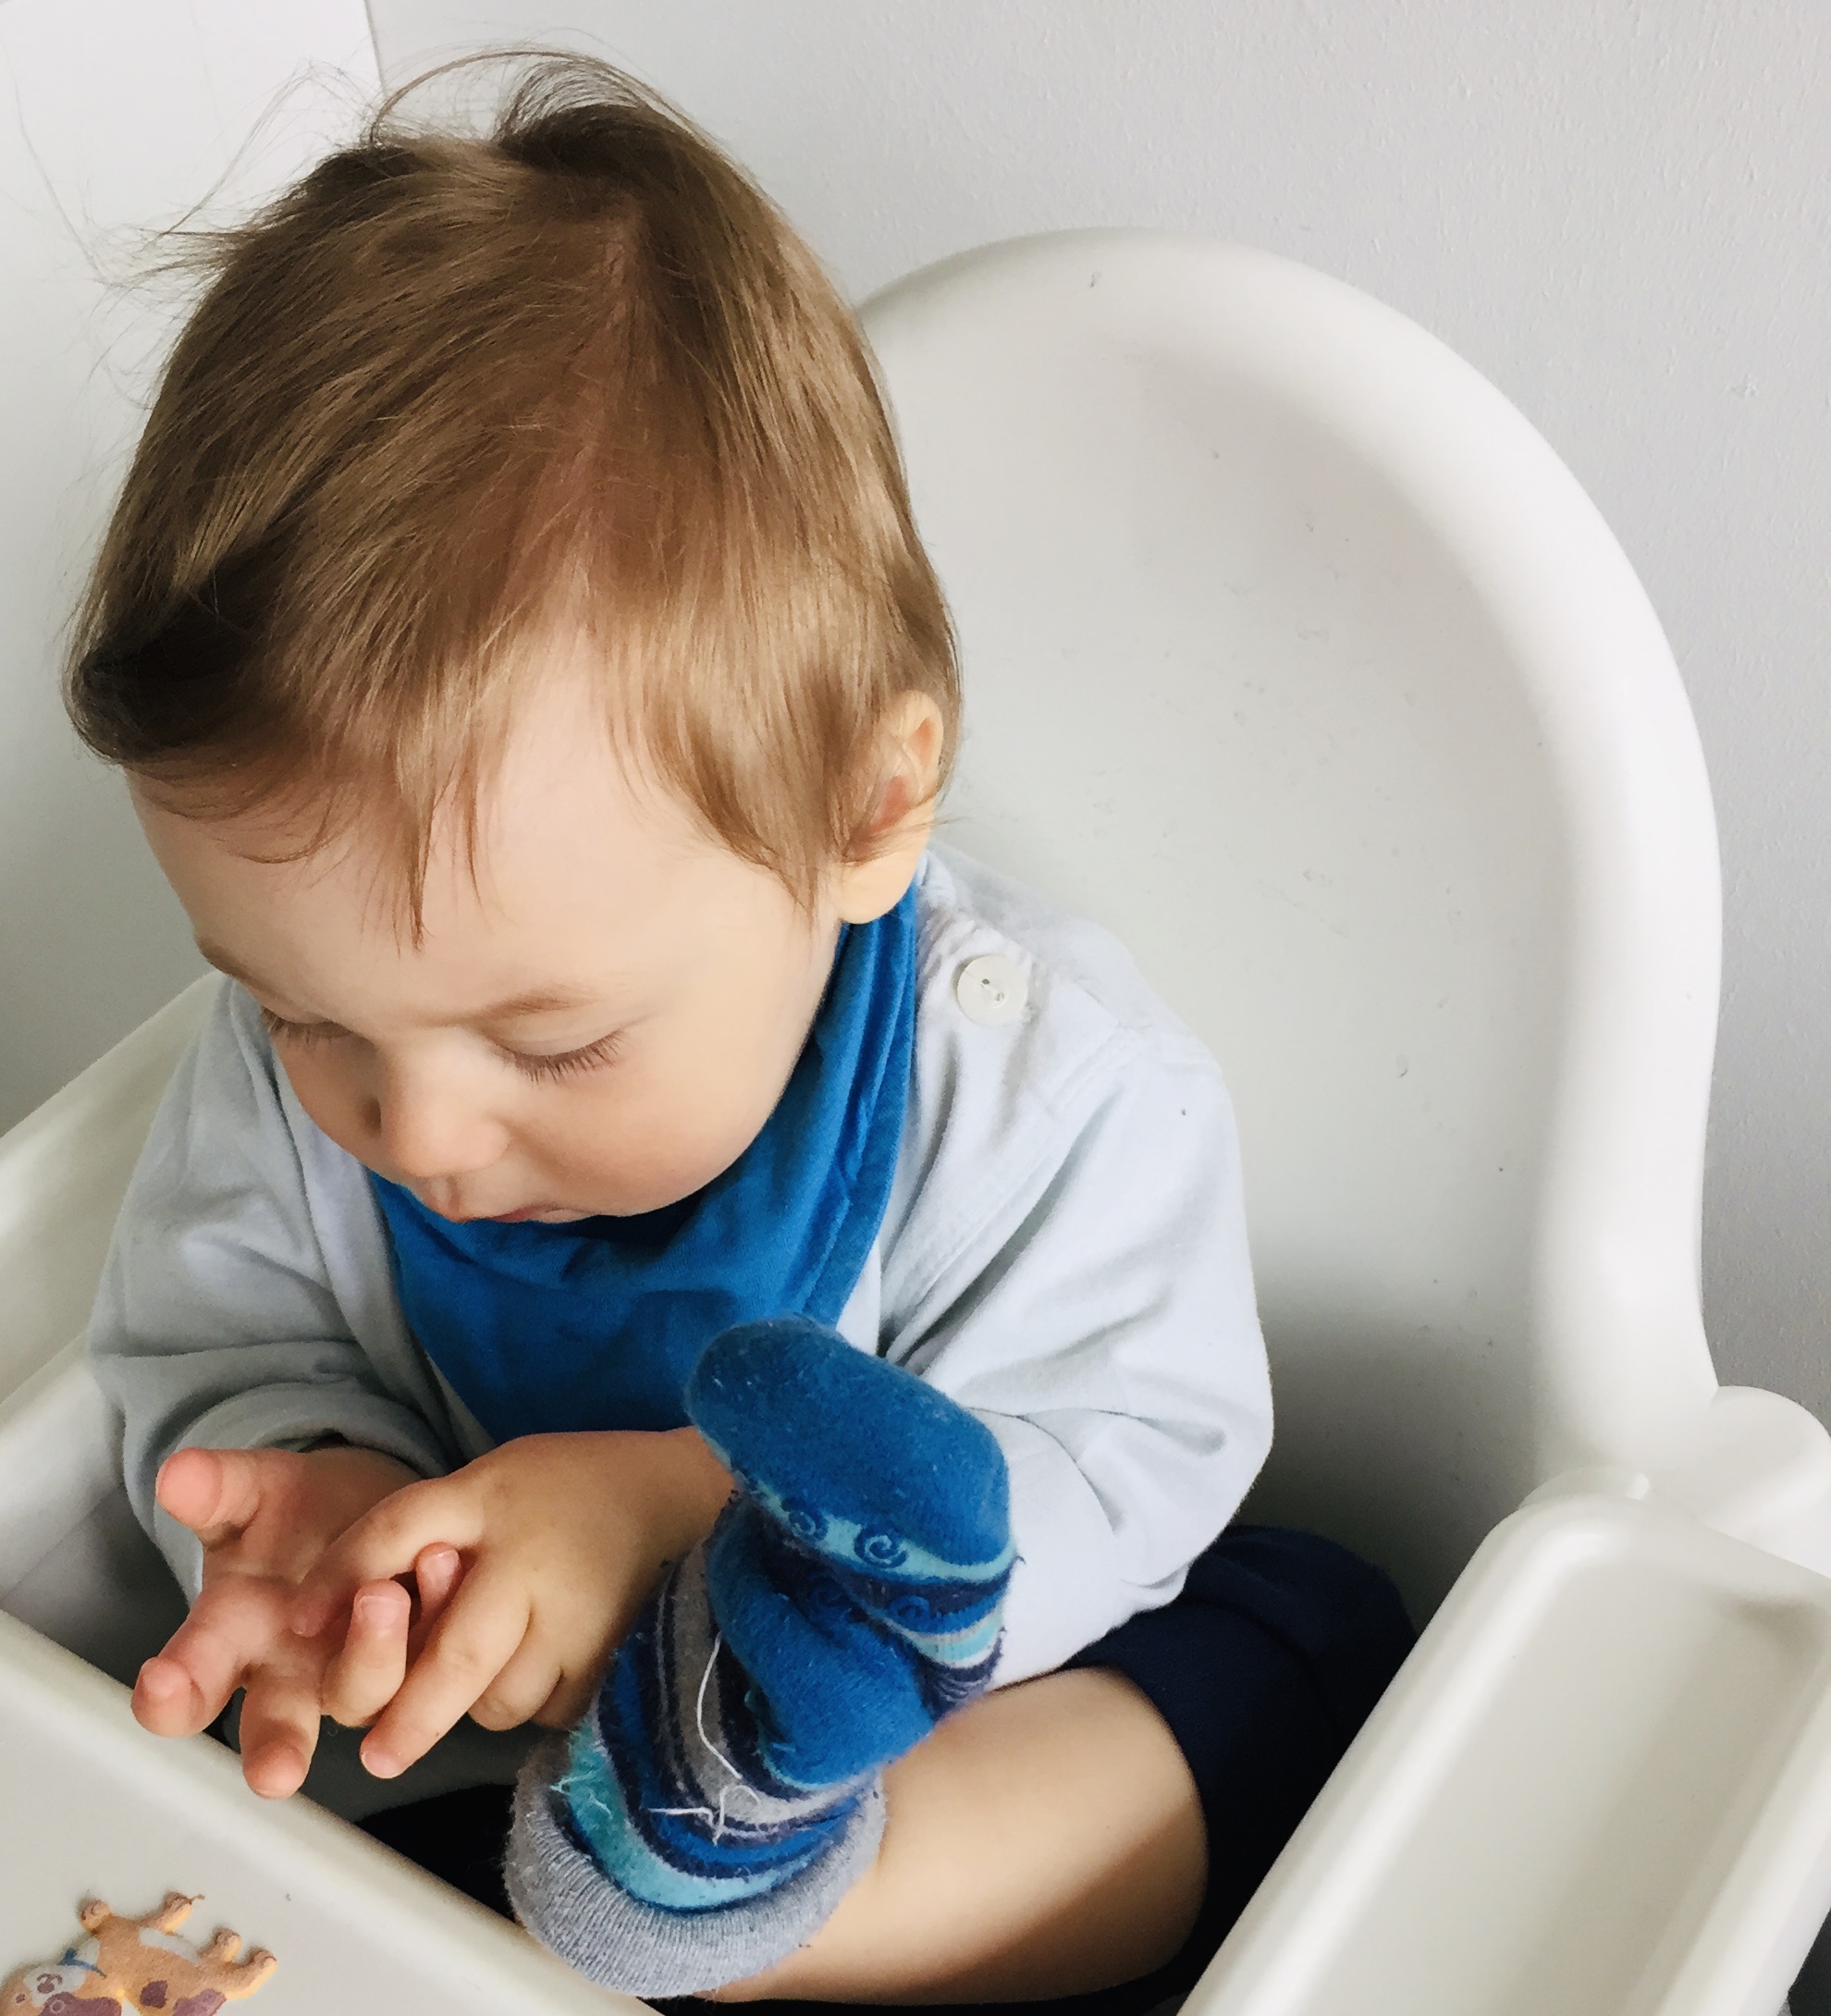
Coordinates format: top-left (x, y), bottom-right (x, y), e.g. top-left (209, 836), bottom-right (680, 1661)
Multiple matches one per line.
top-left (511, 1032), bottom-right (624, 1081)
top-left (259, 1009), bottom-right (334, 1049)
top-left (258, 1010), bottom-right (623, 1081)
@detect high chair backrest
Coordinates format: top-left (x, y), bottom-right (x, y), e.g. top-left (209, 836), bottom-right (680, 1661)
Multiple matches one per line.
top-left (861, 232), bottom-right (1724, 1613)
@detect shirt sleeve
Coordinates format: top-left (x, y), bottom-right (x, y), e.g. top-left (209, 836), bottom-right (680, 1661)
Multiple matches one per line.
top-left (89, 981), bottom-right (463, 1597)
top-left (881, 1012), bottom-right (1273, 1687)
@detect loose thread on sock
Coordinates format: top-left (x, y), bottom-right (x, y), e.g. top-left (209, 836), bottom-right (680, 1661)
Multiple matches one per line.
top-left (646, 1631), bottom-right (765, 1845)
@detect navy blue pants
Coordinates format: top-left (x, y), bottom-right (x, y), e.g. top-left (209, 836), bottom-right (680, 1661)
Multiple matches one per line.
top-left (364, 1525), bottom-right (1414, 2013)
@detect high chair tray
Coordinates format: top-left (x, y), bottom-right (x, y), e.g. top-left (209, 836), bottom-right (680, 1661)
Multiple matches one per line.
top-left (0, 1605), bottom-right (633, 2013)
top-left (1189, 1491), bottom-right (1831, 2016)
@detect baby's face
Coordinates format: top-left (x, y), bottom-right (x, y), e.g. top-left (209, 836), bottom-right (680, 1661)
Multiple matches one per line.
top-left (135, 664), bottom-right (883, 1223)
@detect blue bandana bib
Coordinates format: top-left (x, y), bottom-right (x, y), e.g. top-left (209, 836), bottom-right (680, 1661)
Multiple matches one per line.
top-left (370, 887), bottom-right (918, 1443)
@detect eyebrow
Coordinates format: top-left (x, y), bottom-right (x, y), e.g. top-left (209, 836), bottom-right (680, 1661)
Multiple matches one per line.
top-left (193, 940), bottom-right (602, 1025)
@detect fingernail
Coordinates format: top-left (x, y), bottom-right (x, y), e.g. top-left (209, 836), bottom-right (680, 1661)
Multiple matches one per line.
top-left (363, 1744), bottom-right (401, 1779)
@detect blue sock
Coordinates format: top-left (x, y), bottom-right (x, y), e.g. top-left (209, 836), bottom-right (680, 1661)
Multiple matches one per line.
top-left (505, 1316), bottom-right (1013, 1996)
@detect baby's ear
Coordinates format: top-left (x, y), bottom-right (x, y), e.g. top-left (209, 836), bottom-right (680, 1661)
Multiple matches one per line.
top-left (834, 694), bottom-right (945, 922)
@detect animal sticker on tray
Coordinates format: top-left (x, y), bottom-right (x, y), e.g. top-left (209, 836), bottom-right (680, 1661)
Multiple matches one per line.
top-left (1, 1895), bottom-right (276, 2015)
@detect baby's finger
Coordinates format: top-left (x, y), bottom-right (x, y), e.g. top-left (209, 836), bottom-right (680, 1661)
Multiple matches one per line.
top-left (133, 1580), bottom-right (283, 1736)
top-left (469, 1632), bottom-right (565, 1732)
top-left (155, 1446), bottom-right (266, 1549)
top-left (321, 1579), bottom-right (412, 1728)
top-left (412, 1543), bottom-right (464, 1637)
top-left (132, 1653), bottom-right (211, 1739)
top-left (238, 1666), bottom-right (324, 1800)
top-left (359, 1567), bottom-right (531, 1780)
top-left (290, 1484), bottom-right (483, 1639)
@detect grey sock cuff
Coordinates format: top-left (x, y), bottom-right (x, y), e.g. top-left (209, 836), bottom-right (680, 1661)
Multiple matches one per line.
top-left (503, 1735), bottom-right (888, 1997)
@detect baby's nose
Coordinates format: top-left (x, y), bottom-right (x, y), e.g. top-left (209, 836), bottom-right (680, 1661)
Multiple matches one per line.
top-left (374, 1075), bottom-right (508, 1184)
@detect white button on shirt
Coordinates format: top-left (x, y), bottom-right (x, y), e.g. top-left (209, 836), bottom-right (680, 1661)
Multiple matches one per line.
top-left (954, 953), bottom-right (1028, 1025)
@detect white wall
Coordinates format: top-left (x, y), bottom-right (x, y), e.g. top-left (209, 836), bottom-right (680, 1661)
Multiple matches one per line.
top-left (0, 0), bottom-right (378, 1125)
top-left (362, 0), bottom-right (1831, 1424)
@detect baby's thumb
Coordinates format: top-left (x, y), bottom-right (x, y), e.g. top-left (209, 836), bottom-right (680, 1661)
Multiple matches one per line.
top-left (155, 1445), bottom-right (264, 1548)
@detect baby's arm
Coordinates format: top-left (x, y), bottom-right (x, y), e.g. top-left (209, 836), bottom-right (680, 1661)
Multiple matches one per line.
top-left (289, 1426), bottom-right (733, 1780)
top-left (886, 1011), bottom-right (1274, 1683)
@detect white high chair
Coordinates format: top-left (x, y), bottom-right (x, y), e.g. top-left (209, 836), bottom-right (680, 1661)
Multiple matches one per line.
top-left (3, 229), bottom-right (1830, 2016)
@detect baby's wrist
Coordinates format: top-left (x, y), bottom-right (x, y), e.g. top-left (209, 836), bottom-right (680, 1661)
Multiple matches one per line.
top-left (657, 1425), bottom-right (736, 1540)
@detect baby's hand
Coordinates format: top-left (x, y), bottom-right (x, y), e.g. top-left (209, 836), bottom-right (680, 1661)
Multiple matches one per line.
top-left (132, 1444), bottom-right (456, 1798)
top-left (288, 1428), bottom-right (732, 1781)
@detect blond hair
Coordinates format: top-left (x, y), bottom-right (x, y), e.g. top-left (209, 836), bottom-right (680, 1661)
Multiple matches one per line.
top-left (67, 55), bottom-right (957, 916)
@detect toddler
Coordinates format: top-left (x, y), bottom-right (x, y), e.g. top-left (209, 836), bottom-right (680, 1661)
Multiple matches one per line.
top-left (72, 56), bottom-right (1411, 2010)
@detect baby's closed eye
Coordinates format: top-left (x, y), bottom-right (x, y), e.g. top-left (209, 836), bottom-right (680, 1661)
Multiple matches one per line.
top-left (259, 1006), bottom-right (344, 1049)
top-left (259, 1004), bottom-right (623, 1078)
top-left (507, 1030), bottom-right (625, 1081)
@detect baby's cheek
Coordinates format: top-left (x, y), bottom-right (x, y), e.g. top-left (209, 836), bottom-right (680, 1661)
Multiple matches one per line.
top-left (542, 1072), bottom-right (766, 1215)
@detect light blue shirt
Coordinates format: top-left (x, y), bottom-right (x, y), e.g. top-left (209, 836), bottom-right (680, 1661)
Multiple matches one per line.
top-left (89, 844), bottom-right (1273, 1684)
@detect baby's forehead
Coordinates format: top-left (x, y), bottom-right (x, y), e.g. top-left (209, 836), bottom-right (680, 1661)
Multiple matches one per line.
top-left (150, 716), bottom-right (810, 1021)
top-left (197, 663), bottom-right (701, 893)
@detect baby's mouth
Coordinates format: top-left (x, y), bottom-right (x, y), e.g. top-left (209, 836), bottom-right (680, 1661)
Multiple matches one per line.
top-left (417, 1195), bottom-right (551, 1224)
top-left (414, 1185), bottom-right (591, 1224)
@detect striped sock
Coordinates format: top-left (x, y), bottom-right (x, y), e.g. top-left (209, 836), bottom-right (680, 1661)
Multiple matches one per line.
top-left (505, 1317), bottom-right (1013, 1996)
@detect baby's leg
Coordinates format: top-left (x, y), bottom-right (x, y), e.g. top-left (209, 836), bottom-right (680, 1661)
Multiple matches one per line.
top-left (506, 1317), bottom-right (1014, 1997)
top-left (712, 1665), bottom-right (1209, 2004)
top-left (722, 1523), bottom-right (1415, 2005)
